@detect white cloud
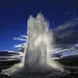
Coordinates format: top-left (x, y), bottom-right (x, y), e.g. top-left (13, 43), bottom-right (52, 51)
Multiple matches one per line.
top-left (14, 43), bottom-right (25, 48)
top-left (13, 37), bottom-right (26, 41)
top-left (13, 35), bottom-right (28, 41)
top-left (20, 35), bottom-right (28, 39)
top-left (4, 50), bottom-right (15, 52)
top-left (51, 44), bottom-right (78, 55)
top-left (13, 35), bottom-right (28, 51)
top-left (54, 17), bottom-right (78, 33)
top-left (50, 48), bottom-right (69, 54)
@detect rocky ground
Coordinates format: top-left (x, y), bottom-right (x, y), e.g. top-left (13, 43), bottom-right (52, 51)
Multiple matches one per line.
top-left (0, 73), bottom-right (78, 78)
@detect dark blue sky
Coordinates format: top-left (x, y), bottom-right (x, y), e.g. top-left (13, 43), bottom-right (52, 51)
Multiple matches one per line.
top-left (0, 0), bottom-right (78, 51)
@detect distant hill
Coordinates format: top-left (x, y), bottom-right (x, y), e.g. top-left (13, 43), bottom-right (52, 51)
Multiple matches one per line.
top-left (0, 51), bottom-right (19, 56)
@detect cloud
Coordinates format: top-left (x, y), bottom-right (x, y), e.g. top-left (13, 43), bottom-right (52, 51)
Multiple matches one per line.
top-left (20, 35), bottom-right (28, 39)
top-left (65, 11), bottom-right (72, 15)
top-left (51, 43), bottom-right (78, 55)
top-left (58, 30), bottom-right (73, 39)
top-left (14, 43), bottom-right (25, 48)
top-left (50, 48), bottom-right (69, 54)
top-left (13, 35), bottom-right (27, 41)
top-left (13, 35), bottom-right (28, 51)
top-left (53, 14), bottom-right (78, 49)
top-left (4, 50), bottom-right (15, 52)
top-left (54, 18), bottom-right (78, 33)
top-left (55, 30), bottom-right (78, 47)
top-left (13, 37), bottom-right (26, 41)
top-left (54, 12), bottom-right (78, 34)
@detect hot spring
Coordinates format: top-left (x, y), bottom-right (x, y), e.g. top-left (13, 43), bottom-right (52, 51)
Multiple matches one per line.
top-left (2, 13), bottom-right (64, 77)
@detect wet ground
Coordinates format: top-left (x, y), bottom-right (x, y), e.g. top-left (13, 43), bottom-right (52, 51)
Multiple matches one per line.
top-left (0, 72), bottom-right (78, 78)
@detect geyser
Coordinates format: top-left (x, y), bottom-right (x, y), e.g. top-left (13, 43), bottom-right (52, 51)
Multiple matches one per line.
top-left (3, 13), bottom-right (64, 76)
top-left (23, 13), bottom-right (63, 73)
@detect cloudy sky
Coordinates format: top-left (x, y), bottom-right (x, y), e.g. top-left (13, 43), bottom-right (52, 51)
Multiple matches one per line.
top-left (0, 0), bottom-right (78, 52)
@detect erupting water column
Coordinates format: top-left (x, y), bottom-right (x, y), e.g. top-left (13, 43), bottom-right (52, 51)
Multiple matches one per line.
top-left (21, 13), bottom-right (63, 74)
